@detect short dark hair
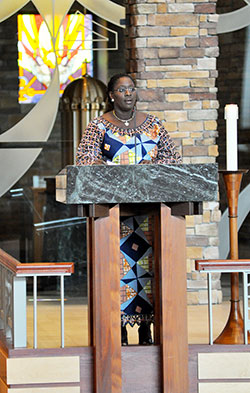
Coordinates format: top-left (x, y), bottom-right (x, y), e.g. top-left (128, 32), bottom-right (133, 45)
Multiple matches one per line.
top-left (107, 73), bottom-right (135, 95)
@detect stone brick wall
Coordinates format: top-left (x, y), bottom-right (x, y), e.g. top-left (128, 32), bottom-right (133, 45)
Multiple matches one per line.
top-left (125, 0), bottom-right (222, 304)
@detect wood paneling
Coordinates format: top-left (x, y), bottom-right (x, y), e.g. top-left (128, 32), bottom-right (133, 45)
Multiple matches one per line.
top-left (121, 346), bottom-right (161, 393)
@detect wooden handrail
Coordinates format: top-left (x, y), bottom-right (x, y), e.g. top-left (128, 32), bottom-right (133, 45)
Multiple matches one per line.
top-left (0, 248), bottom-right (74, 275)
top-left (196, 259), bottom-right (250, 272)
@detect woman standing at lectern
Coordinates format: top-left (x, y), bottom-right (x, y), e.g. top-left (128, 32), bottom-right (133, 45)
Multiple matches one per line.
top-left (76, 73), bottom-right (182, 345)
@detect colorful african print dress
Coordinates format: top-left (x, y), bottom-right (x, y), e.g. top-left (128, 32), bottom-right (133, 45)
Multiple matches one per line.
top-left (76, 114), bottom-right (182, 327)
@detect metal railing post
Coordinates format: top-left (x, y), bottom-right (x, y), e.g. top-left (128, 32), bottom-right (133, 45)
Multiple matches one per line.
top-left (208, 272), bottom-right (213, 345)
top-left (60, 275), bottom-right (65, 348)
top-left (33, 275), bottom-right (38, 349)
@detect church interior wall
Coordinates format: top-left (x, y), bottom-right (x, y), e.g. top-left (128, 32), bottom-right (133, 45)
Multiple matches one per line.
top-left (0, 0), bottom-right (250, 304)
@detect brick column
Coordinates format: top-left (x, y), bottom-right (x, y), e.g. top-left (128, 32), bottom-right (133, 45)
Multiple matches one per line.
top-left (125, 0), bottom-right (221, 304)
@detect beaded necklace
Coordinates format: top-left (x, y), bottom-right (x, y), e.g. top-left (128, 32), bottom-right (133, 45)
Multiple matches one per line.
top-left (112, 109), bottom-right (136, 127)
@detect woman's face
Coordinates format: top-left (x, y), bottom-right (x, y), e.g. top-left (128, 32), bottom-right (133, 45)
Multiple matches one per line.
top-left (110, 76), bottom-right (137, 112)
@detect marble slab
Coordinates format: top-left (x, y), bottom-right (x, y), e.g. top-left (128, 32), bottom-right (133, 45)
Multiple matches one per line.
top-left (56, 164), bottom-right (218, 205)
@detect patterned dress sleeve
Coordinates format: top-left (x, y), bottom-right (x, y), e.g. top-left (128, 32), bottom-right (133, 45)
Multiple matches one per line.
top-left (153, 117), bottom-right (182, 164)
top-left (75, 119), bottom-right (105, 165)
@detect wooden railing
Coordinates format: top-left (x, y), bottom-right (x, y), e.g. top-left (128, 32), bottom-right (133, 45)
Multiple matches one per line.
top-left (0, 248), bottom-right (74, 349)
top-left (196, 259), bottom-right (250, 272)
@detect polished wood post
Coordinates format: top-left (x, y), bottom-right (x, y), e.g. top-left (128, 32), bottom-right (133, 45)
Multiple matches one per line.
top-left (160, 204), bottom-right (189, 392)
top-left (88, 205), bottom-right (122, 393)
top-left (215, 170), bottom-right (247, 344)
top-left (86, 217), bottom-right (94, 347)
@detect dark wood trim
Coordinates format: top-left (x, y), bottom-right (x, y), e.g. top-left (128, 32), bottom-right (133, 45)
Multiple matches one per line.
top-left (196, 259), bottom-right (250, 271)
top-left (16, 263), bottom-right (74, 275)
top-left (78, 204), bottom-right (111, 217)
top-left (0, 248), bottom-right (19, 273)
top-left (167, 202), bottom-right (203, 216)
top-left (7, 346), bottom-right (92, 358)
top-left (0, 248), bottom-right (74, 275)
top-left (88, 204), bottom-right (110, 217)
top-left (120, 203), bottom-right (160, 216)
top-left (74, 202), bottom-right (202, 218)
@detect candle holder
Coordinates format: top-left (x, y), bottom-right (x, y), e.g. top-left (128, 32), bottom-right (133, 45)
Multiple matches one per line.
top-left (215, 169), bottom-right (248, 344)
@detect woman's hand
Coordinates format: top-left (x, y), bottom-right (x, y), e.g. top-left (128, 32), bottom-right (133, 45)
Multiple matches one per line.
top-left (91, 159), bottom-right (107, 165)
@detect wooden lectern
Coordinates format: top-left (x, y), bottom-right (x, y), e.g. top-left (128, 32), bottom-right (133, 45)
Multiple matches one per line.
top-left (56, 164), bottom-right (218, 393)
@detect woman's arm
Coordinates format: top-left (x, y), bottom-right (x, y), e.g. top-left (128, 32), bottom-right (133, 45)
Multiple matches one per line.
top-left (153, 118), bottom-right (182, 164)
top-left (75, 120), bottom-right (105, 165)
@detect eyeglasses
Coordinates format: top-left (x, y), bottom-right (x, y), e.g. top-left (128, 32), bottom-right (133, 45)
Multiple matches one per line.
top-left (113, 87), bottom-right (136, 94)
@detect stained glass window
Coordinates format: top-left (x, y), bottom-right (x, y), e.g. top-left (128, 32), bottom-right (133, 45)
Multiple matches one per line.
top-left (17, 14), bottom-right (93, 103)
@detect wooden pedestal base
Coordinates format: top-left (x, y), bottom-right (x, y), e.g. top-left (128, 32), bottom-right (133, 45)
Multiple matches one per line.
top-left (214, 299), bottom-right (244, 344)
top-left (86, 203), bottom-right (189, 393)
top-left (215, 170), bottom-right (247, 344)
